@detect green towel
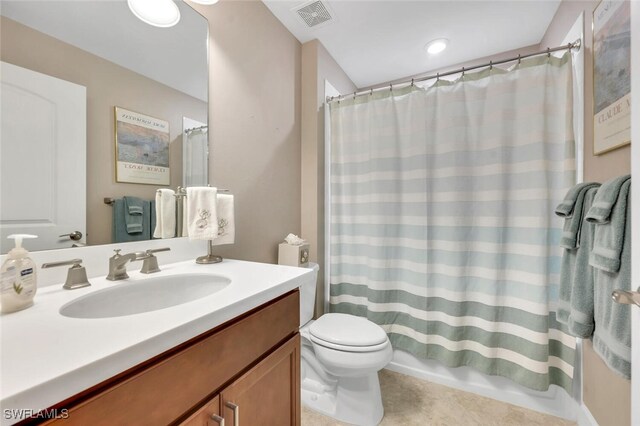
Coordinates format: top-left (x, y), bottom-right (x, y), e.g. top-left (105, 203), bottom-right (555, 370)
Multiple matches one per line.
top-left (590, 180), bottom-right (631, 272)
top-left (592, 189), bottom-right (632, 379)
top-left (112, 198), bottom-right (151, 242)
top-left (557, 183), bottom-right (600, 249)
top-left (565, 187), bottom-right (597, 338)
top-left (123, 196), bottom-right (144, 234)
top-left (555, 182), bottom-right (600, 217)
top-left (585, 175), bottom-right (630, 224)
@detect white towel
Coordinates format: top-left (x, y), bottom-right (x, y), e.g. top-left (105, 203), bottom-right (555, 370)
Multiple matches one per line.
top-left (186, 187), bottom-right (218, 240)
top-left (213, 194), bottom-right (235, 246)
top-left (153, 189), bottom-right (176, 239)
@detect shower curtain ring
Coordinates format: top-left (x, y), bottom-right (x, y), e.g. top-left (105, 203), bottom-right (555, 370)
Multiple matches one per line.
top-left (462, 67), bottom-right (465, 77)
top-left (547, 47), bottom-right (551, 58)
top-left (353, 92), bottom-right (357, 100)
top-left (489, 60), bottom-right (493, 71)
top-left (518, 54), bottom-right (521, 65)
top-left (390, 84), bottom-right (393, 92)
top-left (436, 72), bottom-right (440, 81)
top-left (370, 88), bottom-right (373, 96)
top-left (411, 78), bottom-right (414, 87)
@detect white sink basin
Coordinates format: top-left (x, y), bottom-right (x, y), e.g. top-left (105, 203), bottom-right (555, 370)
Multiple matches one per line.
top-left (59, 273), bottom-right (231, 319)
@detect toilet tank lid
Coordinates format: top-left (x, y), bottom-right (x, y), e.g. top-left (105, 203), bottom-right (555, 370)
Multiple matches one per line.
top-left (309, 313), bottom-right (388, 347)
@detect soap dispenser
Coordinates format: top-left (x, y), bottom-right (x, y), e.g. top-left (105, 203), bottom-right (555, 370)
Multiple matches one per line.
top-left (1, 234), bottom-right (38, 313)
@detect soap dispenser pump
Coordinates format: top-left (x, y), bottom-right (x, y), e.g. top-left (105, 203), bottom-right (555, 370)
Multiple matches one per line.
top-left (1, 234), bottom-right (38, 313)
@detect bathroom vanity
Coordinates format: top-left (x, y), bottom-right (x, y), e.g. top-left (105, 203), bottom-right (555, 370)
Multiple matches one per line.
top-left (0, 259), bottom-right (312, 426)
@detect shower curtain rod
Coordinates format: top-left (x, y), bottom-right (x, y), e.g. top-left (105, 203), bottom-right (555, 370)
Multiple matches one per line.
top-left (327, 39), bottom-right (581, 103)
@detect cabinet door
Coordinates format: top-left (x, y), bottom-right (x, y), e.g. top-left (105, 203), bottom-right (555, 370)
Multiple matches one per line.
top-left (181, 395), bottom-right (223, 426)
top-left (221, 335), bottom-right (300, 426)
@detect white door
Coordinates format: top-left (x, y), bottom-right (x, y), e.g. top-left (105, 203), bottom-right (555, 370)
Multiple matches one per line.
top-left (0, 62), bottom-right (86, 253)
top-left (630, 3), bottom-right (639, 425)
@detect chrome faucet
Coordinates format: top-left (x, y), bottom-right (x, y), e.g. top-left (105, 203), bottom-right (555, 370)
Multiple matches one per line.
top-left (107, 247), bottom-right (171, 281)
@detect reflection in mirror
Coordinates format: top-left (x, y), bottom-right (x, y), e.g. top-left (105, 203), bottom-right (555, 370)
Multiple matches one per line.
top-left (183, 117), bottom-right (209, 187)
top-left (0, 1), bottom-right (208, 253)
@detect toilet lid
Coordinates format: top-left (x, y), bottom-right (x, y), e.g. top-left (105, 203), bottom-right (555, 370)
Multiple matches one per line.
top-left (309, 313), bottom-right (388, 347)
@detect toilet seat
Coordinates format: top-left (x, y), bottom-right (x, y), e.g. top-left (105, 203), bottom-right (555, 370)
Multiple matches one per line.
top-left (309, 313), bottom-right (389, 353)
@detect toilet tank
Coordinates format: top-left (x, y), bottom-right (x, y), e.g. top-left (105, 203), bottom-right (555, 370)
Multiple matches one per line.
top-left (299, 262), bottom-right (319, 327)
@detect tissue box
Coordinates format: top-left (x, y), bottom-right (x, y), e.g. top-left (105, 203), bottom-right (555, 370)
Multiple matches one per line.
top-left (278, 243), bottom-right (310, 267)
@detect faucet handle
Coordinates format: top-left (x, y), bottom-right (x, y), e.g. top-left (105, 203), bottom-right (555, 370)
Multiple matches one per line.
top-left (140, 247), bottom-right (171, 274)
top-left (42, 259), bottom-right (91, 290)
top-left (113, 249), bottom-right (122, 258)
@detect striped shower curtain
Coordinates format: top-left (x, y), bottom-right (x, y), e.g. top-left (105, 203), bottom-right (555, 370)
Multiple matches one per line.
top-left (329, 53), bottom-right (576, 391)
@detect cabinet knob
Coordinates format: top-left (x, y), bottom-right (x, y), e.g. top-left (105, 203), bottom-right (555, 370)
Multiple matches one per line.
top-left (210, 414), bottom-right (225, 426)
top-left (225, 402), bottom-right (239, 426)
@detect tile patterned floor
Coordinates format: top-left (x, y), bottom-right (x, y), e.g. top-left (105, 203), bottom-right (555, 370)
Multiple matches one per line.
top-left (302, 370), bottom-right (576, 426)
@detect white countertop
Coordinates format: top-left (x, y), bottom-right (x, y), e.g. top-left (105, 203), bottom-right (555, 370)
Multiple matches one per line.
top-left (0, 259), bottom-right (313, 424)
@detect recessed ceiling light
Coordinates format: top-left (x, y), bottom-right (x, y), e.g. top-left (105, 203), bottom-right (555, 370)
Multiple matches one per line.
top-left (425, 38), bottom-right (448, 55)
top-left (191, 0), bottom-right (220, 4)
top-left (127, 0), bottom-right (181, 28)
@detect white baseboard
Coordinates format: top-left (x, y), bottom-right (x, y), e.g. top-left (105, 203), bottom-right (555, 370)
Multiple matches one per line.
top-left (385, 350), bottom-right (578, 421)
top-left (576, 403), bottom-right (599, 426)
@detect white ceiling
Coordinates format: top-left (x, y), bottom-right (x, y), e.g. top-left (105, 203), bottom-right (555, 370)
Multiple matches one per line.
top-left (263, 0), bottom-right (562, 88)
top-left (1, 1), bottom-right (208, 101)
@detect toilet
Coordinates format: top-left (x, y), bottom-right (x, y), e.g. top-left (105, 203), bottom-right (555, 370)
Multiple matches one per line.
top-left (299, 264), bottom-right (392, 426)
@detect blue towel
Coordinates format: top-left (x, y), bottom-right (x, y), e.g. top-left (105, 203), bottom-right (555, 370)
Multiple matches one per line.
top-left (123, 196), bottom-right (144, 234)
top-left (112, 198), bottom-right (151, 243)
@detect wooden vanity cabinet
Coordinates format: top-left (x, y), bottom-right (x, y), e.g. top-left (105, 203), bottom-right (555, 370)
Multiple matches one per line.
top-left (36, 290), bottom-right (300, 426)
top-left (183, 336), bottom-right (300, 426)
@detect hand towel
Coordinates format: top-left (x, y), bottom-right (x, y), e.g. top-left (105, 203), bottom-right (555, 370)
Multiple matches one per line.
top-left (565, 187), bottom-right (598, 338)
top-left (585, 174), bottom-right (631, 224)
top-left (555, 182), bottom-right (600, 218)
top-left (212, 194), bottom-right (235, 246)
top-left (123, 196), bottom-right (144, 234)
top-left (153, 189), bottom-right (176, 239)
top-left (186, 187), bottom-right (218, 240)
top-left (589, 179), bottom-right (631, 273)
top-left (112, 198), bottom-right (151, 243)
top-left (592, 190), bottom-right (632, 379)
top-left (556, 183), bottom-right (601, 249)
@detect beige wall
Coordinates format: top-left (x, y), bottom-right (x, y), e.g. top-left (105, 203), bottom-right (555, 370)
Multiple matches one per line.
top-left (301, 40), bottom-right (356, 316)
top-left (0, 16), bottom-right (207, 246)
top-left (189, 0), bottom-right (302, 264)
top-left (542, 2), bottom-right (631, 426)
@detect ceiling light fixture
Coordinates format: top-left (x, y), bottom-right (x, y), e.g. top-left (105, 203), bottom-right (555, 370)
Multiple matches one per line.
top-left (425, 38), bottom-right (448, 55)
top-left (127, 0), bottom-right (181, 28)
top-left (190, 0), bottom-right (220, 4)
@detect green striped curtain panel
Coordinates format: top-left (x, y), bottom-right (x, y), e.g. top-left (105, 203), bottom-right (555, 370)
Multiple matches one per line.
top-left (329, 53), bottom-right (576, 392)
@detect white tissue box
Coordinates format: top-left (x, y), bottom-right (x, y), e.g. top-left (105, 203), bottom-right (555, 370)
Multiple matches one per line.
top-left (278, 243), bottom-right (309, 267)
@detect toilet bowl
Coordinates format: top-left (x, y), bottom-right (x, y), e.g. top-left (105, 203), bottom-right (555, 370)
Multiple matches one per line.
top-left (299, 264), bottom-right (392, 426)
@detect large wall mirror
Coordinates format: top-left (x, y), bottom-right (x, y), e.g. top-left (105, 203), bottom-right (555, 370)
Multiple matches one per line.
top-left (0, 0), bottom-right (209, 253)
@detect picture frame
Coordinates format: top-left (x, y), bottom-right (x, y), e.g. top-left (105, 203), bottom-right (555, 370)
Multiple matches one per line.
top-left (114, 106), bottom-right (170, 185)
top-left (592, 0), bottom-right (631, 155)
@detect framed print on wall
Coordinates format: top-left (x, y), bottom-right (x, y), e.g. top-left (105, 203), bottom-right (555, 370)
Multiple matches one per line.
top-left (593, 0), bottom-right (631, 155)
top-left (115, 107), bottom-right (170, 185)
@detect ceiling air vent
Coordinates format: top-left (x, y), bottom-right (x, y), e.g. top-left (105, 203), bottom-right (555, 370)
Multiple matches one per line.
top-left (292, 0), bottom-right (335, 29)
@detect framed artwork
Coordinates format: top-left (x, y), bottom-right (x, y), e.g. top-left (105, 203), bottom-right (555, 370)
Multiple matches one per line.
top-left (115, 107), bottom-right (170, 185)
top-left (592, 0), bottom-right (631, 155)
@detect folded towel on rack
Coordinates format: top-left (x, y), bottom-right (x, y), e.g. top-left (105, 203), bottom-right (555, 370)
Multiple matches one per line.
top-left (585, 174), bottom-right (631, 224)
top-left (590, 179), bottom-right (631, 273)
top-left (557, 183), bottom-right (600, 249)
top-left (153, 189), bottom-right (176, 239)
top-left (563, 187), bottom-right (597, 338)
top-left (212, 194), bottom-right (235, 246)
top-left (592, 189), bottom-right (632, 379)
top-left (555, 182), bottom-right (600, 218)
top-left (123, 196), bottom-right (145, 234)
top-left (112, 198), bottom-right (151, 243)
top-left (186, 187), bottom-right (218, 240)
